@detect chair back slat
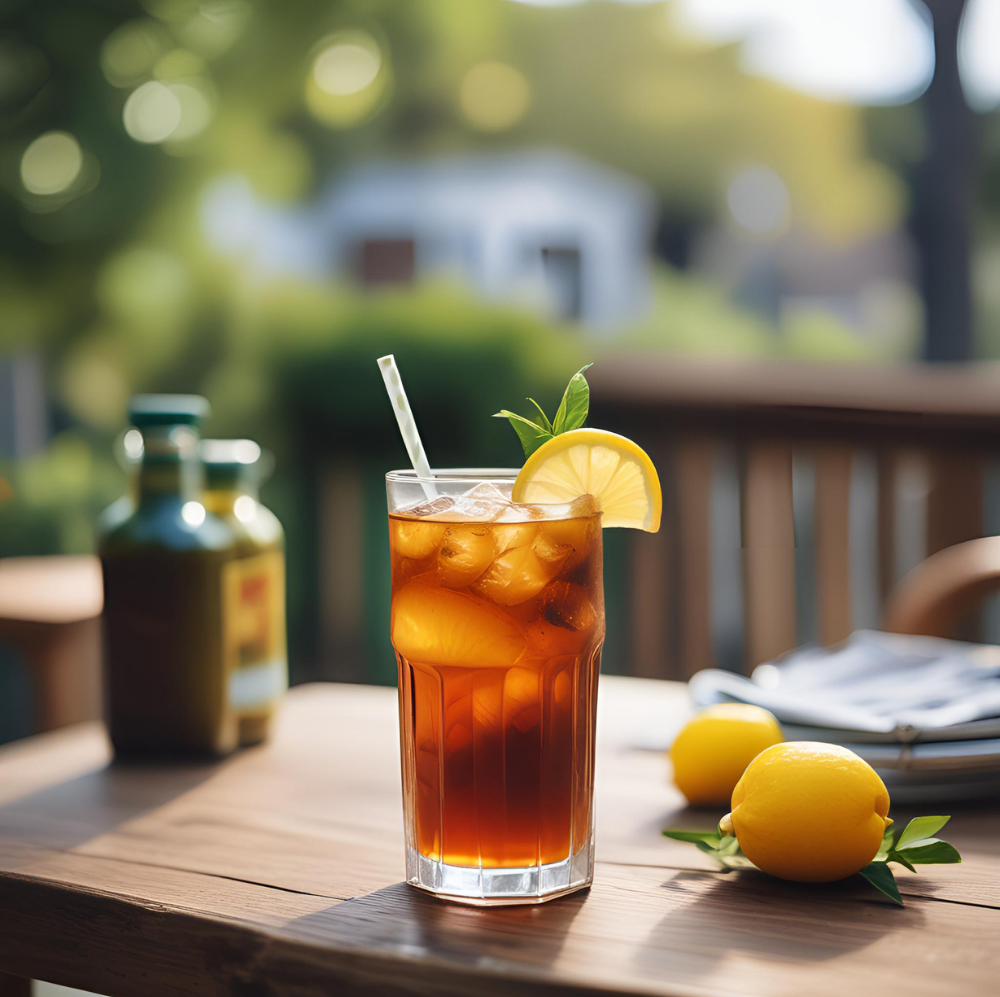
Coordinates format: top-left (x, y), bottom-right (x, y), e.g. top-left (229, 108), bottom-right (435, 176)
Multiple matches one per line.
top-left (674, 438), bottom-right (717, 678)
top-left (814, 445), bottom-right (854, 646)
top-left (740, 441), bottom-right (796, 670)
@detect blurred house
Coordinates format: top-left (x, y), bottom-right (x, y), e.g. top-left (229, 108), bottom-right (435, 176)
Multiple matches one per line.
top-left (202, 150), bottom-right (657, 330)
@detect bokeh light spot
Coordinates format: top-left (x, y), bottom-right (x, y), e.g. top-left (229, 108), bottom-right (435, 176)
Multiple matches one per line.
top-left (101, 19), bottom-right (169, 88)
top-left (20, 132), bottom-right (83, 196)
top-left (123, 81), bottom-right (183, 143)
top-left (305, 30), bottom-right (388, 128)
top-left (181, 501), bottom-right (206, 527)
top-left (313, 42), bottom-right (381, 96)
top-left (459, 62), bottom-right (531, 132)
top-left (726, 165), bottom-right (791, 236)
top-left (166, 82), bottom-right (213, 142)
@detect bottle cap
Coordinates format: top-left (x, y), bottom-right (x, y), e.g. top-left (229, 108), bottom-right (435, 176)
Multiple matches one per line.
top-left (201, 439), bottom-right (262, 487)
top-left (128, 394), bottom-right (210, 428)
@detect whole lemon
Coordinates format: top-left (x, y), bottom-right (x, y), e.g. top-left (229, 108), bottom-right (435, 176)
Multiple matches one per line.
top-left (669, 704), bottom-right (784, 805)
top-left (720, 741), bottom-right (892, 883)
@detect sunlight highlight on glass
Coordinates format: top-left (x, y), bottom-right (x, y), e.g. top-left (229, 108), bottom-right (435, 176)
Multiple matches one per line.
top-left (20, 132), bottom-right (83, 195)
top-left (459, 61), bottom-right (531, 132)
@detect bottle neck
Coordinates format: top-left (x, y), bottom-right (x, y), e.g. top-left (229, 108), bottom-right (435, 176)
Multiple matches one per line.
top-left (136, 425), bottom-right (203, 506)
top-left (202, 481), bottom-right (259, 516)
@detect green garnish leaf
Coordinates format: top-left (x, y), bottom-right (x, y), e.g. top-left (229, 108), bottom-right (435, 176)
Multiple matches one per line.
top-left (859, 862), bottom-right (904, 906)
top-left (496, 364), bottom-right (593, 455)
top-left (695, 839), bottom-right (723, 857)
top-left (892, 840), bottom-right (962, 865)
top-left (492, 409), bottom-right (553, 457)
top-left (526, 398), bottom-right (554, 434)
top-left (895, 816), bottom-right (951, 850)
top-left (552, 363), bottom-right (593, 435)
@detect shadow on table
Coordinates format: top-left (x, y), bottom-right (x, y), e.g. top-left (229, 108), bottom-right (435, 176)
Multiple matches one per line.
top-left (286, 881), bottom-right (587, 973)
top-left (0, 758), bottom-right (222, 853)
top-left (631, 868), bottom-right (925, 984)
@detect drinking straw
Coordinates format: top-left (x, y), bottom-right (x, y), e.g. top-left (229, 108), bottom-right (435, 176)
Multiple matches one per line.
top-left (377, 354), bottom-right (438, 500)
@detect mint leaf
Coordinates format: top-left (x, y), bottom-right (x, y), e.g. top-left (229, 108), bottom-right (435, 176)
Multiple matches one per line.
top-left (859, 862), bottom-right (903, 906)
top-left (662, 829), bottom-right (723, 846)
top-left (525, 398), bottom-right (553, 434)
top-left (552, 363), bottom-right (593, 435)
top-left (896, 816), bottom-right (950, 850)
top-left (892, 840), bottom-right (961, 865)
top-left (493, 410), bottom-right (553, 457)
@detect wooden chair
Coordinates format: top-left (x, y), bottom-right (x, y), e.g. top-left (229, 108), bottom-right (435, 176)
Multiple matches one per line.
top-left (0, 556), bottom-right (103, 734)
top-left (590, 357), bottom-right (1000, 678)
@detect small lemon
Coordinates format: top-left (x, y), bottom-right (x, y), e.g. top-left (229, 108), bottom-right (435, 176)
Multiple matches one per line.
top-left (669, 704), bottom-right (784, 806)
top-left (720, 741), bottom-right (892, 883)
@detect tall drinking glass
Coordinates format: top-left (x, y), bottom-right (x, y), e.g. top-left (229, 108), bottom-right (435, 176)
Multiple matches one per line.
top-left (387, 469), bottom-right (605, 905)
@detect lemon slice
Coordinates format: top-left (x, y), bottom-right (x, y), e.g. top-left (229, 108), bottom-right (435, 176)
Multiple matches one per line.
top-left (512, 428), bottom-right (662, 532)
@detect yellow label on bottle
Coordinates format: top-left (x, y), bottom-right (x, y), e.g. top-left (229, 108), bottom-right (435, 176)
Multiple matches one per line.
top-left (222, 550), bottom-right (288, 712)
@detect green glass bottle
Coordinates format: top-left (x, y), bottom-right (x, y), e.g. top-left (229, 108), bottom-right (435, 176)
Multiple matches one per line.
top-left (200, 440), bottom-right (288, 746)
top-left (99, 396), bottom-right (239, 758)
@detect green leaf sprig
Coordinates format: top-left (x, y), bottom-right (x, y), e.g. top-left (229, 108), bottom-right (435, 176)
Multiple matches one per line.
top-left (663, 815), bottom-right (961, 906)
top-left (494, 363), bottom-right (593, 457)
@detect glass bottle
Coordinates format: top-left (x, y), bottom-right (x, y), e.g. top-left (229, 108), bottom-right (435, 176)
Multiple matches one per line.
top-left (200, 439), bottom-right (287, 746)
top-left (99, 395), bottom-right (238, 758)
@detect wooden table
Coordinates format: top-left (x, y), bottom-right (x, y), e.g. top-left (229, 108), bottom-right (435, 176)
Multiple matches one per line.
top-left (0, 677), bottom-right (997, 997)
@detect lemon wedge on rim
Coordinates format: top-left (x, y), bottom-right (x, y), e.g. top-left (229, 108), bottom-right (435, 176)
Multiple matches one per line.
top-left (512, 428), bottom-right (662, 532)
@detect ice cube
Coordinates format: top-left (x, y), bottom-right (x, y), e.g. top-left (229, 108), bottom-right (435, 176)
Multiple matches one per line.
top-left (437, 524), bottom-right (498, 586)
top-left (474, 541), bottom-right (569, 606)
top-left (391, 582), bottom-right (526, 668)
top-left (406, 495), bottom-right (457, 520)
top-left (391, 518), bottom-right (448, 560)
top-left (542, 581), bottom-right (598, 633)
top-left (536, 514), bottom-right (598, 571)
top-left (450, 481), bottom-right (512, 522)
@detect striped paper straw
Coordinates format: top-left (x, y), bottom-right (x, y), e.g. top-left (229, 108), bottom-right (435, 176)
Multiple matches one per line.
top-left (377, 354), bottom-right (438, 500)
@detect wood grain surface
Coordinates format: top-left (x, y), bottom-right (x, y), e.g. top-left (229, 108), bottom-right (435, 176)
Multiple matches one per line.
top-left (0, 679), bottom-right (997, 997)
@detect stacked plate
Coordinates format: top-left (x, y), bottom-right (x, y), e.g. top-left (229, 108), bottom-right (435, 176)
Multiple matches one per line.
top-left (689, 630), bottom-right (1000, 803)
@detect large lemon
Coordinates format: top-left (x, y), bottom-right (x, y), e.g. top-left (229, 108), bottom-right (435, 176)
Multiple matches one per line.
top-left (720, 741), bottom-right (892, 883)
top-left (669, 704), bottom-right (784, 806)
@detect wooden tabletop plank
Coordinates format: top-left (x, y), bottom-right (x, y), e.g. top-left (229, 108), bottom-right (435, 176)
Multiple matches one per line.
top-left (1, 678), bottom-right (998, 997)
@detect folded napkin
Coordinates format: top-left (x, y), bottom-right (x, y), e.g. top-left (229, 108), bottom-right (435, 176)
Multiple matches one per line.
top-left (689, 630), bottom-right (1000, 744)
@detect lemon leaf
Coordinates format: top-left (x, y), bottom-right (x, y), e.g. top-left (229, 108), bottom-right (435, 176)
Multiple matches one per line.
top-left (888, 852), bottom-right (917, 873)
top-left (493, 409), bottom-right (553, 457)
top-left (892, 840), bottom-right (962, 865)
top-left (875, 824), bottom-right (895, 861)
top-left (859, 862), bottom-right (904, 906)
top-left (896, 816), bottom-right (950, 850)
top-left (662, 829), bottom-right (723, 845)
top-left (552, 363), bottom-right (593, 435)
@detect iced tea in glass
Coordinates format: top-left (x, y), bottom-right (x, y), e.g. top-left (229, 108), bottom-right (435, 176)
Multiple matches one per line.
top-left (387, 469), bottom-right (604, 904)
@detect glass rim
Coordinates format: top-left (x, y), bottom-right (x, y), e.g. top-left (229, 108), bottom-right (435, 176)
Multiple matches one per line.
top-left (386, 468), bottom-right (520, 485)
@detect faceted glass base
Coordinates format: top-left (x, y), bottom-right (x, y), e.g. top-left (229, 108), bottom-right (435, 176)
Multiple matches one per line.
top-left (406, 845), bottom-right (594, 906)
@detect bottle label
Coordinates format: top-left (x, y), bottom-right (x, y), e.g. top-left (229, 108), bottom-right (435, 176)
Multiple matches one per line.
top-left (222, 550), bottom-right (288, 711)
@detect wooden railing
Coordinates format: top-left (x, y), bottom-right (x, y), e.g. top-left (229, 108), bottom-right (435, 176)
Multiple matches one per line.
top-left (589, 357), bottom-right (1000, 680)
